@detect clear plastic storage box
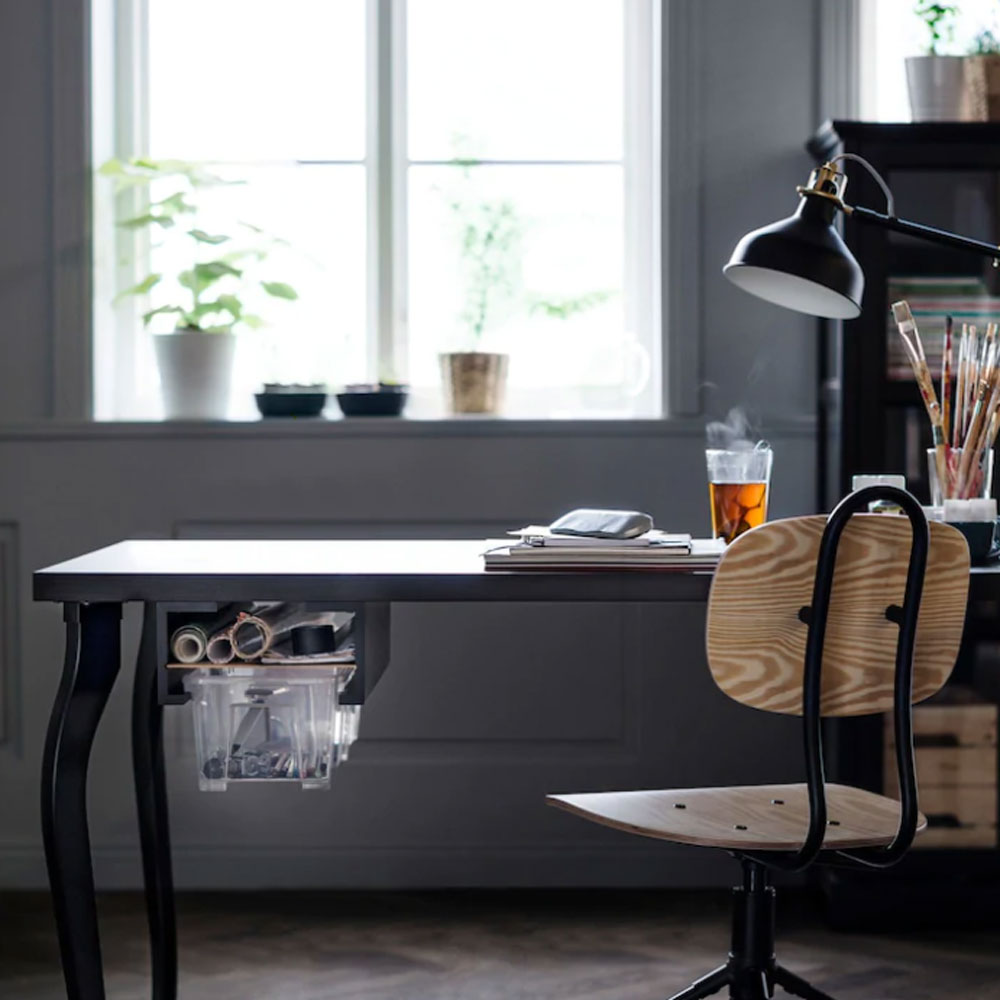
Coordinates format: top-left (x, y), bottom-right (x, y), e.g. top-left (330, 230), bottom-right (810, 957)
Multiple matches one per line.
top-left (185, 666), bottom-right (359, 791)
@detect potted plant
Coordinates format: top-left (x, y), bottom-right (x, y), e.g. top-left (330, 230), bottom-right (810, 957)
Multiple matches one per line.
top-left (964, 27), bottom-right (1000, 119)
top-left (438, 172), bottom-right (521, 415)
top-left (906, 3), bottom-right (967, 120)
top-left (100, 158), bottom-right (298, 419)
top-left (437, 154), bottom-right (618, 416)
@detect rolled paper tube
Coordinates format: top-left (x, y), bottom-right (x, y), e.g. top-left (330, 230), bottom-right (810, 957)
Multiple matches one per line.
top-left (232, 615), bottom-right (272, 660)
top-left (171, 602), bottom-right (250, 664)
top-left (206, 631), bottom-right (236, 664)
top-left (170, 625), bottom-right (207, 664)
top-left (232, 604), bottom-right (350, 660)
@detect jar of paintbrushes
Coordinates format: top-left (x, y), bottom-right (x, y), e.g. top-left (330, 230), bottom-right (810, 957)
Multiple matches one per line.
top-left (892, 301), bottom-right (999, 506)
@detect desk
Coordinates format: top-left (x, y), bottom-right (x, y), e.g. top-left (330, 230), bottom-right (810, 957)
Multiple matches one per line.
top-left (33, 539), bottom-right (713, 1000)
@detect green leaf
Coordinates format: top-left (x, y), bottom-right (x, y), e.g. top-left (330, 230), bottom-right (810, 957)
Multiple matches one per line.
top-left (240, 313), bottom-right (265, 329)
top-left (141, 304), bottom-right (184, 326)
top-left (97, 158), bottom-right (126, 177)
top-left (180, 260), bottom-right (243, 294)
top-left (215, 293), bottom-right (242, 316)
top-left (114, 273), bottom-right (161, 303)
top-left (221, 248), bottom-right (267, 264)
top-left (151, 191), bottom-right (195, 216)
top-left (188, 229), bottom-right (229, 245)
top-left (187, 295), bottom-right (243, 322)
top-left (261, 281), bottom-right (298, 300)
top-left (118, 212), bottom-right (176, 230)
top-left (198, 260), bottom-right (242, 280)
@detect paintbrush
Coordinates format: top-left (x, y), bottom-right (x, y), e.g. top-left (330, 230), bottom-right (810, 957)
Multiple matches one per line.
top-left (951, 323), bottom-right (969, 449)
top-left (955, 325), bottom-right (968, 450)
top-left (942, 316), bottom-right (953, 494)
top-left (892, 300), bottom-right (947, 496)
top-left (957, 338), bottom-right (999, 497)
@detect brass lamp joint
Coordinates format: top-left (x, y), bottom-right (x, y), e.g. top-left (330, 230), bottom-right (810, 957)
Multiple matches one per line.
top-left (796, 162), bottom-right (849, 212)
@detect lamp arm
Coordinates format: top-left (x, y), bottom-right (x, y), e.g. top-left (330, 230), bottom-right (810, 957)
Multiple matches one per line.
top-left (828, 153), bottom-right (896, 216)
top-left (849, 204), bottom-right (1000, 263)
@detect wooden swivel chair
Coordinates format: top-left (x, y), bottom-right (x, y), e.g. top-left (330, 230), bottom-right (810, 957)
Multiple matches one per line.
top-left (547, 487), bottom-right (970, 1000)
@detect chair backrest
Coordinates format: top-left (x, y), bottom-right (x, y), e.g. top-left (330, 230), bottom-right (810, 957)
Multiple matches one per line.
top-left (705, 513), bottom-right (970, 717)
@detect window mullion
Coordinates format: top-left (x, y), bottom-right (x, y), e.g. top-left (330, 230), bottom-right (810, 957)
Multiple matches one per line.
top-left (623, 0), bottom-right (659, 418)
top-left (368, 0), bottom-right (407, 384)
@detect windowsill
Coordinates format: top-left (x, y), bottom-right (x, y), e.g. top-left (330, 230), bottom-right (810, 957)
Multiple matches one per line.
top-left (0, 414), bottom-right (818, 440)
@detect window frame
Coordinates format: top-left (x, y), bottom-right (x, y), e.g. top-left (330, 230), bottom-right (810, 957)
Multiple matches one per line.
top-left (92, 0), bottom-right (661, 420)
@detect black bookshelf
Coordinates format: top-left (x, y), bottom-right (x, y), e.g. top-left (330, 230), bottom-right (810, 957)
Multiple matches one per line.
top-left (809, 121), bottom-right (1000, 927)
top-left (809, 120), bottom-right (1000, 510)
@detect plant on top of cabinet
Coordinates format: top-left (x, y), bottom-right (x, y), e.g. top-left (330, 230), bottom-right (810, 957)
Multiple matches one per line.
top-left (906, 2), bottom-right (968, 121)
top-left (965, 26), bottom-right (1000, 120)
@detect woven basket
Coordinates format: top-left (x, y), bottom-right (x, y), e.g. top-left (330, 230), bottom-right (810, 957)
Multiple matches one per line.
top-left (964, 55), bottom-right (1000, 120)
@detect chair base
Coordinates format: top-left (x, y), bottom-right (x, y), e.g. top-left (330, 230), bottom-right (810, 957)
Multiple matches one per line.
top-left (667, 860), bottom-right (837, 1000)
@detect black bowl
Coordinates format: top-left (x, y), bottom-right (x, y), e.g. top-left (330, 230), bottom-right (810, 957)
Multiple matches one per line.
top-left (255, 391), bottom-right (327, 418)
top-left (948, 519), bottom-right (1000, 564)
top-left (336, 388), bottom-right (408, 417)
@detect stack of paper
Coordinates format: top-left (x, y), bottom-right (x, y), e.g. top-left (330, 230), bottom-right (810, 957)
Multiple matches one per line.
top-left (483, 528), bottom-right (725, 570)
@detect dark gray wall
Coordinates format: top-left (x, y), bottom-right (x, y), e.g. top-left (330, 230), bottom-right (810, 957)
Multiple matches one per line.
top-left (0, 0), bottom-right (831, 888)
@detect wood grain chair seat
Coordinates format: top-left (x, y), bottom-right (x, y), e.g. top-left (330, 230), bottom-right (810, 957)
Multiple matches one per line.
top-left (546, 489), bottom-right (970, 1000)
top-left (549, 783), bottom-right (927, 852)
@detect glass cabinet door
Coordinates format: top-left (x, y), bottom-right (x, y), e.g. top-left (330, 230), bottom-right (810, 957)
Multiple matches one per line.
top-left (878, 169), bottom-right (1000, 502)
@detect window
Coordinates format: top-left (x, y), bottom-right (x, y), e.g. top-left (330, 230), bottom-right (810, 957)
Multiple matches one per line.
top-left (92, 0), bottom-right (659, 419)
top-left (860, 0), bottom-right (1000, 122)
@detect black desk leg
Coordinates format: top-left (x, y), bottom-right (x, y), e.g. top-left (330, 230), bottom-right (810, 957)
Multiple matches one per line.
top-left (41, 601), bottom-right (122, 1000)
top-left (133, 603), bottom-right (177, 1000)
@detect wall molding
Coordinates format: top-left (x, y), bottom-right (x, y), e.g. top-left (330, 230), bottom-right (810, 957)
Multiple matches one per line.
top-left (0, 524), bottom-right (20, 747)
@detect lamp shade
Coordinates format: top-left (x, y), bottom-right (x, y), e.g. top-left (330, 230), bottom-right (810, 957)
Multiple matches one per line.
top-left (723, 195), bottom-right (864, 320)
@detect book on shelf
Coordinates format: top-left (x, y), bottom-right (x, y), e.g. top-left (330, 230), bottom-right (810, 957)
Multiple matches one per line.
top-left (885, 276), bottom-right (1000, 380)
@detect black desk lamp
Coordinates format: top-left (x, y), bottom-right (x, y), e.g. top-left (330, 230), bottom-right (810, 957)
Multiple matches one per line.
top-left (723, 153), bottom-right (1000, 319)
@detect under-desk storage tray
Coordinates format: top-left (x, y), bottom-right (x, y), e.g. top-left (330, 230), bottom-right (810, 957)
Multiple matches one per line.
top-left (185, 666), bottom-right (359, 791)
top-left (161, 600), bottom-right (387, 791)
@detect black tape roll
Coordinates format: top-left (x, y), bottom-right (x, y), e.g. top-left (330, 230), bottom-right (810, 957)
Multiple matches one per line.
top-left (290, 624), bottom-right (338, 656)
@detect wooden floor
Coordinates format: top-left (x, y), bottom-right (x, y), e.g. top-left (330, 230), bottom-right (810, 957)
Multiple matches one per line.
top-left (2, 889), bottom-right (999, 999)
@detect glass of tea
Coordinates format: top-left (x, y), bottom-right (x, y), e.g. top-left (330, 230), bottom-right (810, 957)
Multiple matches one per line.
top-left (706, 444), bottom-right (773, 543)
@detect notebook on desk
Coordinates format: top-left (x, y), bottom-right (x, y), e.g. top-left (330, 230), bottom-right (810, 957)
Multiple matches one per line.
top-left (483, 536), bottom-right (725, 570)
top-left (508, 525), bottom-right (693, 550)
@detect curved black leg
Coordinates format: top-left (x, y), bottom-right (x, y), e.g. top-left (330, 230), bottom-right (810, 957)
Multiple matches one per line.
top-left (133, 603), bottom-right (177, 1000)
top-left (41, 601), bottom-right (122, 1000)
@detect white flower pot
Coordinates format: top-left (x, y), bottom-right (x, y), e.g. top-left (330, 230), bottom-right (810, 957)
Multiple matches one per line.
top-left (905, 55), bottom-right (969, 121)
top-left (153, 330), bottom-right (236, 420)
